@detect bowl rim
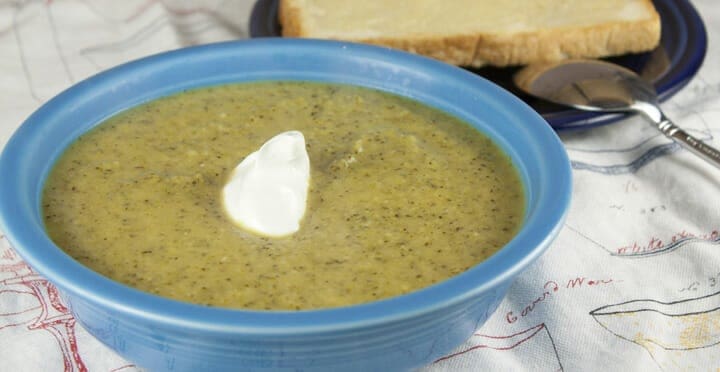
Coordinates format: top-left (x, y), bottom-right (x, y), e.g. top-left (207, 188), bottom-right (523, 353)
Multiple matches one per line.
top-left (0, 38), bottom-right (571, 335)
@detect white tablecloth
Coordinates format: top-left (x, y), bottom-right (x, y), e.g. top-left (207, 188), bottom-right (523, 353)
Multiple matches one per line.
top-left (1, 1), bottom-right (719, 370)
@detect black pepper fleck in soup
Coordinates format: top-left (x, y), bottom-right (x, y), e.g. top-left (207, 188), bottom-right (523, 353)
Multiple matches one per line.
top-left (42, 81), bottom-right (525, 310)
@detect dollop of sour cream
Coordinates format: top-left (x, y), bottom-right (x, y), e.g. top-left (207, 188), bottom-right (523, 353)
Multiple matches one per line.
top-left (222, 131), bottom-right (310, 237)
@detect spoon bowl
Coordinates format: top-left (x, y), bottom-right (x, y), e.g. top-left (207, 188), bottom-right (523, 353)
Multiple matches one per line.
top-left (515, 59), bottom-right (720, 169)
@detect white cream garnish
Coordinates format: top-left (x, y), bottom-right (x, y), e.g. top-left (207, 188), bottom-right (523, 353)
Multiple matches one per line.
top-left (222, 131), bottom-right (310, 237)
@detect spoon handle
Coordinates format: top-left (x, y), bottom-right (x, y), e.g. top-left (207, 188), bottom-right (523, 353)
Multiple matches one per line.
top-left (657, 119), bottom-right (720, 169)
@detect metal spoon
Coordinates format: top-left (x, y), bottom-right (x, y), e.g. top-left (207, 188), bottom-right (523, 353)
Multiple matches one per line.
top-left (514, 59), bottom-right (720, 169)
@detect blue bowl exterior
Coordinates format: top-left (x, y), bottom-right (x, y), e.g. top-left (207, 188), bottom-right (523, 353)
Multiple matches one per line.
top-left (71, 282), bottom-right (510, 371)
top-left (0, 39), bottom-right (571, 371)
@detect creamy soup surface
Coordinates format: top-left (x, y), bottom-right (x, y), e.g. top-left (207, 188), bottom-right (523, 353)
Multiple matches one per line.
top-left (43, 82), bottom-right (524, 310)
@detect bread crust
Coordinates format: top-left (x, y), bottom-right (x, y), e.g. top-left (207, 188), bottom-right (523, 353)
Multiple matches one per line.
top-left (278, 0), bottom-right (306, 37)
top-left (469, 17), bottom-right (661, 67)
top-left (278, 0), bottom-right (662, 67)
top-left (356, 34), bottom-right (480, 66)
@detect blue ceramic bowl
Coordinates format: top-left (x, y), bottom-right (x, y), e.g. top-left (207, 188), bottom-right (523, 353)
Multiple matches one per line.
top-left (0, 39), bottom-right (570, 371)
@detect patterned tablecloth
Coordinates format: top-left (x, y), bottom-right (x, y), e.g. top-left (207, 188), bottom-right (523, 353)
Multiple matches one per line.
top-left (1, 1), bottom-right (719, 370)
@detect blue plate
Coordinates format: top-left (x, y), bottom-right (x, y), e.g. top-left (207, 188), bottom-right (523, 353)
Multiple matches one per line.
top-left (250, 0), bottom-right (707, 130)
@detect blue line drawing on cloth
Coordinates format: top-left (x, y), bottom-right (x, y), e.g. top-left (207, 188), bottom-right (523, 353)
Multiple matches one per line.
top-left (570, 142), bottom-right (680, 175)
top-left (562, 107), bottom-right (716, 175)
top-left (590, 290), bottom-right (720, 371)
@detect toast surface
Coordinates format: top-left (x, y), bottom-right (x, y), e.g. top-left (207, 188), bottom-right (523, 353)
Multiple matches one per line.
top-left (279, 0), bottom-right (661, 67)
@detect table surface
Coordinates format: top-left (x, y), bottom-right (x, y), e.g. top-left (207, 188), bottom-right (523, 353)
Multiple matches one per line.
top-left (1, 1), bottom-right (719, 371)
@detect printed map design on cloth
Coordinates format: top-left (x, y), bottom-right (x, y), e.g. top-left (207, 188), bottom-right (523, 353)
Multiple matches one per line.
top-left (590, 291), bottom-right (720, 371)
top-left (562, 109), bottom-right (716, 175)
top-left (1, 236), bottom-right (135, 371)
top-left (1, 1), bottom-right (720, 371)
top-left (429, 323), bottom-right (563, 371)
top-left (10, 0), bottom-right (247, 104)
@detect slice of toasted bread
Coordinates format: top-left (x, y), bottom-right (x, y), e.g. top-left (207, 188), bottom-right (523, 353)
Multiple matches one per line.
top-left (279, 0), bottom-right (661, 67)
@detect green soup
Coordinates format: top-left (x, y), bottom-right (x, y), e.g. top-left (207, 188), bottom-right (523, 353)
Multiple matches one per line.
top-left (43, 82), bottom-right (524, 310)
